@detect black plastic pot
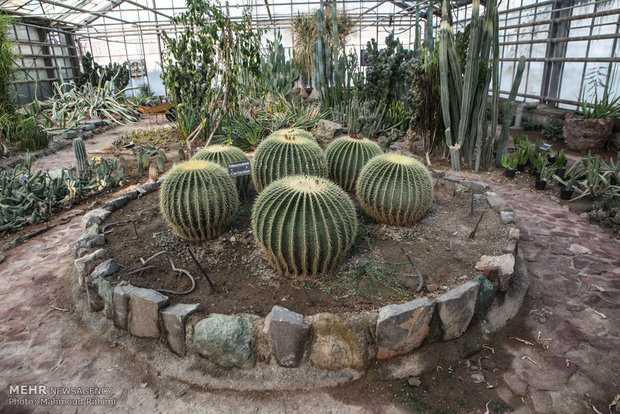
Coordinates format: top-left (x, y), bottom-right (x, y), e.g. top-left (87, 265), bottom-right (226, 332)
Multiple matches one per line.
top-left (535, 179), bottom-right (547, 190)
top-left (560, 188), bottom-right (574, 200)
top-left (535, 172), bottom-right (541, 181)
top-left (547, 156), bottom-right (556, 165)
top-left (530, 167), bottom-right (537, 176)
top-left (517, 164), bottom-right (526, 172)
top-left (505, 168), bottom-right (517, 178)
top-left (556, 168), bottom-right (566, 180)
top-left (611, 175), bottom-right (618, 186)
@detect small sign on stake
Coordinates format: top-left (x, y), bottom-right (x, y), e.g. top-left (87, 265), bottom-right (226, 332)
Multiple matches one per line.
top-left (227, 160), bottom-right (251, 178)
top-left (539, 143), bottom-right (551, 151)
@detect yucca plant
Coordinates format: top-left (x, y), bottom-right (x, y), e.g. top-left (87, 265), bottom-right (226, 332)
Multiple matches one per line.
top-left (356, 154), bottom-right (434, 225)
top-left (252, 175), bottom-right (358, 276)
top-left (251, 134), bottom-right (327, 192)
top-left (159, 160), bottom-right (239, 241)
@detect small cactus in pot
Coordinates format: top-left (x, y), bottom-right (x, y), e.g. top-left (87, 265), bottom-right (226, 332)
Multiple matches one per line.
top-left (252, 134), bottom-right (327, 192)
top-left (252, 175), bottom-right (358, 276)
top-left (356, 154), bottom-right (434, 225)
top-left (160, 160), bottom-right (239, 241)
top-left (325, 136), bottom-right (383, 191)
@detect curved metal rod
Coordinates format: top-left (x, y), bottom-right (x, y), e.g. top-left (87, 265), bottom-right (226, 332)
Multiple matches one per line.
top-left (138, 250), bottom-right (196, 295)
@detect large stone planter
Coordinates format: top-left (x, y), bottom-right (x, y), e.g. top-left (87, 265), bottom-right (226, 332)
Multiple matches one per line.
top-left (563, 114), bottom-right (614, 152)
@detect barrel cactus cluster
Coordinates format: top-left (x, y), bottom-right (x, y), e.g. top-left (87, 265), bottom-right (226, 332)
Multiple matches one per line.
top-left (356, 154), bottom-right (434, 225)
top-left (193, 144), bottom-right (251, 192)
top-left (252, 175), bottom-right (358, 276)
top-left (159, 160), bottom-right (239, 241)
top-left (325, 136), bottom-right (383, 191)
top-left (251, 132), bottom-right (327, 192)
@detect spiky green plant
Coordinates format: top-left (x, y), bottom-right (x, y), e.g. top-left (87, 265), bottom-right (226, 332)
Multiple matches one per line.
top-left (267, 127), bottom-right (315, 141)
top-left (356, 154), bottom-right (434, 225)
top-left (251, 134), bottom-right (327, 192)
top-left (325, 136), bottom-right (383, 191)
top-left (193, 144), bottom-right (251, 192)
top-left (73, 138), bottom-right (89, 178)
top-left (252, 175), bottom-right (358, 276)
top-left (159, 160), bottom-right (239, 241)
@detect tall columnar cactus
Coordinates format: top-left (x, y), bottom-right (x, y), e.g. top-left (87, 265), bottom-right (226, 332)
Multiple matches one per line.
top-left (193, 144), bottom-right (251, 192)
top-left (356, 154), bottom-right (434, 225)
top-left (267, 128), bottom-right (315, 141)
top-left (251, 134), bottom-right (327, 192)
top-left (73, 138), bottom-right (89, 178)
top-left (252, 175), bottom-right (358, 276)
top-left (325, 136), bottom-right (383, 191)
top-left (159, 160), bottom-right (239, 241)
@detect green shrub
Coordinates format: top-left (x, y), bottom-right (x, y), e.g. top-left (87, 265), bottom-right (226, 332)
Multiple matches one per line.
top-left (252, 175), bottom-right (358, 275)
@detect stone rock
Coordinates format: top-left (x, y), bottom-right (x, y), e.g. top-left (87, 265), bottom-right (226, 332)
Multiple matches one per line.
top-left (407, 376), bottom-right (422, 387)
top-left (503, 242), bottom-right (517, 255)
top-left (485, 191), bottom-right (508, 211)
top-left (564, 114), bottom-right (614, 152)
top-left (194, 314), bottom-right (256, 368)
top-left (483, 267), bottom-right (499, 282)
top-left (81, 208), bottom-right (111, 230)
top-left (98, 276), bottom-right (114, 318)
top-left (85, 273), bottom-right (104, 312)
top-left (113, 284), bottom-right (135, 330)
top-left (503, 372), bottom-right (528, 396)
top-left (530, 389), bottom-right (553, 413)
top-left (127, 287), bottom-right (169, 338)
top-left (74, 248), bottom-right (106, 286)
top-left (475, 254), bottom-right (515, 291)
top-left (263, 306), bottom-right (310, 368)
top-left (123, 189), bottom-right (139, 200)
top-left (313, 119), bottom-right (345, 149)
top-left (569, 244), bottom-right (591, 255)
top-left (82, 131), bottom-right (94, 140)
top-left (307, 88), bottom-right (319, 101)
top-left (82, 224), bottom-right (100, 236)
top-left (63, 130), bottom-right (78, 139)
top-left (136, 182), bottom-right (160, 195)
top-left (461, 180), bottom-right (488, 193)
top-left (90, 259), bottom-right (119, 279)
top-left (104, 195), bottom-right (129, 211)
top-left (308, 313), bottom-right (366, 370)
top-left (72, 234), bottom-right (105, 258)
top-left (509, 228), bottom-right (520, 240)
top-left (500, 210), bottom-right (517, 224)
top-left (474, 275), bottom-right (495, 321)
top-left (375, 298), bottom-right (435, 360)
top-left (161, 303), bottom-right (202, 356)
top-left (435, 281), bottom-right (478, 340)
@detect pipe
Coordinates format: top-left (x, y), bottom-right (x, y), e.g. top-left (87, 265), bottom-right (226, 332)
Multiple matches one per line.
top-left (513, 101), bottom-right (539, 129)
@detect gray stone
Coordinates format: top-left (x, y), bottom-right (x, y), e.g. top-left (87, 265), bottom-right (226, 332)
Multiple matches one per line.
top-left (82, 124), bottom-right (96, 131)
top-left (436, 281), bottom-right (479, 340)
top-left (74, 248), bottom-right (106, 286)
top-left (82, 224), bottom-right (100, 236)
top-left (194, 314), bottom-right (256, 368)
top-left (485, 191), bottom-right (508, 211)
top-left (128, 287), bottom-right (169, 338)
top-left (509, 227), bottom-right (520, 240)
top-left (443, 175), bottom-right (463, 184)
top-left (85, 273), bottom-right (104, 312)
top-left (500, 210), bottom-right (517, 224)
top-left (461, 180), bottom-right (488, 193)
top-left (308, 313), bottom-right (366, 370)
top-left (63, 130), bottom-right (78, 139)
top-left (474, 275), bottom-right (495, 321)
top-left (475, 254), bottom-right (515, 291)
top-left (161, 303), bottom-right (202, 356)
top-left (98, 277), bottom-right (114, 308)
top-left (136, 182), bottom-right (160, 195)
top-left (72, 234), bottom-right (105, 258)
top-left (313, 119), bottom-right (345, 148)
top-left (90, 259), bottom-right (119, 279)
top-left (113, 285), bottom-right (135, 330)
top-left (375, 298), bottom-right (435, 360)
top-left (104, 195), bottom-right (129, 211)
top-left (81, 208), bottom-right (111, 230)
top-left (263, 306), bottom-right (310, 368)
top-left (123, 189), bottom-right (139, 200)
top-left (82, 131), bottom-right (94, 139)
top-left (502, 242), bottom-right (517, 255)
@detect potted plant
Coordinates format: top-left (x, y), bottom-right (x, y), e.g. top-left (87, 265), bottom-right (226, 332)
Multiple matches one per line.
top-left (516, 147), bottom-right (529, 172)
top-left (555, 149), bottom-right (567, 178)
top-left (546, 148), bottom-right (557, 166)
top-left (502, 153), bottom-right (518, 178)
top-left (554, 173), bottom-right (577, 200)
top-left (532, 153), bottom-right (547, 180)
top-left (564, 88), bottom-right (619, 152)
top-left (535, 164), bottom-right (552, 190)
top-left (602, 152), bottom-right (619, 186)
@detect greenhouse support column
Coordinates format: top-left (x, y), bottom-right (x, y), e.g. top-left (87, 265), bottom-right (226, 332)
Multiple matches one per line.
top-left (541, 0), bottom-right (572, 107)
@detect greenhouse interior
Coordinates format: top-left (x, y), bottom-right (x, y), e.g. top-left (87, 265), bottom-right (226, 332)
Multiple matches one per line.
top-left (0, 0), bottom-right (619, 412)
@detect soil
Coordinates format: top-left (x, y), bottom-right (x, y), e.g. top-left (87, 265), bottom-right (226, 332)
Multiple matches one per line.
top-left (103, 177), bottom-right (510, 316)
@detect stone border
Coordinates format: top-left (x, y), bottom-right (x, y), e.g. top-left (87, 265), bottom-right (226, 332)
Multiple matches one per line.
top-left (69, 173), bottom-right (529, 390)
top-left (0, 120), bottom-right (114, 171)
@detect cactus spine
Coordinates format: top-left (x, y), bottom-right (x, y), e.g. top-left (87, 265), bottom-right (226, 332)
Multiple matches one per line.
top-left (159, 160), bottom-right (239, 241)
top-left (325, 136), bottom-right (383, 191)
top-left (193, 145), bottom-right (251, 192)
top-left (72, 138), bottom-right (89, 178)
top-left (356, 154), bottom-right (434, 225)
top-left (251, 134), bottom-right (327, 192)
top-left (267, 128), bottom-right (315, 142)
top-left (252, 175), bottom-right (358, 276)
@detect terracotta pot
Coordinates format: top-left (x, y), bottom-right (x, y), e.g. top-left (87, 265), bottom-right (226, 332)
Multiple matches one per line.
top-left (563, 113), bottom-right (614, 152)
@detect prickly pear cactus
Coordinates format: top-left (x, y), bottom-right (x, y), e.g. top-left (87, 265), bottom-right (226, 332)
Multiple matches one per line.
top-left (72, 138), bottom-right (89, 178)
top-left (356, 154), bottom-right (434, 225)
top-left (252, 175), bottom-right (358, 276)
top-left (326, 136), bottom-right (383, 191)
top-left (252, 134), bottom-right (327, 192)
top-left (193, 145), bottom-right (251, 193)
top-left (267, 128), bottom-right (315, 141)
top-left (160, 160), bottom-right (239, 241)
